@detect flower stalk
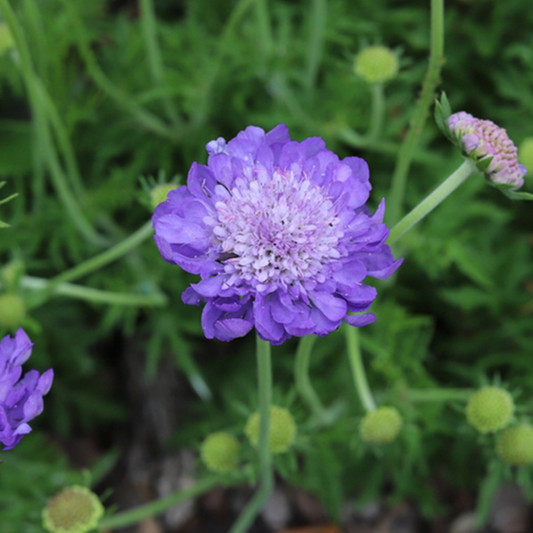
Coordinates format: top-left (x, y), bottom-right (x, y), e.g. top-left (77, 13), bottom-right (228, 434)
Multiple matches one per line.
top-left (229, 336), bottom-right (273, 533)
top-left (294, 335), bottom-right (329, 423)
top-left (386, 0), bottom-right (445, 226)
top-left (344, 324), bottom-right (376, 412)
top-left (388, 159), bottom-right (476, 244)
top-left (98, 477), bottom-right (227, 531)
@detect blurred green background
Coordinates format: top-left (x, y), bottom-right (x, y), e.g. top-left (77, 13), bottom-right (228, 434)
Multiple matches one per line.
top-left (0, 0), bottom-right (532, 530)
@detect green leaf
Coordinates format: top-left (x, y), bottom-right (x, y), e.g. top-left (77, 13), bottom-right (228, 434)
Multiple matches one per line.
top-left (501, 189), bottom-right (533, 200)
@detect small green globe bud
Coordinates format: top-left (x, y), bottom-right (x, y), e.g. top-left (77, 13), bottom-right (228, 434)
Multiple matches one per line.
top-left (518, 137), bottom-right (533, 175)
top-left (245, 405), bottom-right (297, 454)
top-left (360, 406), bottom-right (403, 445)
top-left (496, 424), bottom-right (533, 466)
top-left (354, 46), bottom-right (399, 84)
top-left (150, 183), bottom-right (179, 210)
top-left (42, 486), bottom-right (104, 533)
top-left (0, 293), bottom-right (26, 329)
top-left (466, 386), bottom-right (514, 434)
top-left (200, 431), bottom-right (240, 473)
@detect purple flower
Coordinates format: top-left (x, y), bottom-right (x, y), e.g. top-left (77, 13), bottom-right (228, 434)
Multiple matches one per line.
top-left (153, 125), bottom-right (402, 344)
top-left (0, 329), bottom-right (53, 450)
top-left (448, 112), bottom-right (527, 189)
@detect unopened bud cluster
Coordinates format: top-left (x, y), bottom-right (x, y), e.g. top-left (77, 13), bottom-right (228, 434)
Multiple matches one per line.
top-left (354, 46), bottom-right (399, 84)
top-left (360, 406), bottom-right (403, 445)
top-left (466, 386), bottom-right (514, 434)
top-left (0, 292), bottom-right (26, 329)
top-left (201, 431), bottom-right (240, 473)
top-left (245, 405), bottom-right (297, 454)
top-left (496, 424), bottom-right (533, 466)
top-left (448, 112), bottom-right (527, 190)
top-left (42, 486), bottom-right (104, 533)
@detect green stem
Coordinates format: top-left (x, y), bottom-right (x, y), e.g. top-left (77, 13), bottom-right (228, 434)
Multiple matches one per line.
top-left (44, 220), bottom-right (154, 291)
top-left (368, 83), bottom-right (385, 141)
top-left (229, 335), bottom-right (273, 533)
top-left (0, 0), bottom-right (105, 246)
top-left (294, 335), bottom-right (329, 422)
top-left (386, 0), bottom-right (445, 226)
top-left (255, 0), bottom-right (273, 58)
top-left (305, 0), bottom-right (327, 93)
top-left (343, 324), bottom-right (376, 412)
top-left (140, 0), bottom-right (180, 125)
top-left (34, 78), bottom-right (85, 197)
top-left (407, 388), bottom-right (473, 402)
top-left (59, 0), bottom-right (179, 142)
top-left (98, 477), bottom-right (229, 530)
top-left (388, 159), bottom-right (476, 244)
top-left (20, 276), bottom-right (167, 307)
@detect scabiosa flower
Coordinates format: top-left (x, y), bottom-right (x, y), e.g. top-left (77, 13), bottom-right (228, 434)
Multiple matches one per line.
top-left (0, 328), bottom-right (53, 450)
top-left (447, 112), bottom-right (527, 190)
top-left (153, 125), bottom-right (402, 344)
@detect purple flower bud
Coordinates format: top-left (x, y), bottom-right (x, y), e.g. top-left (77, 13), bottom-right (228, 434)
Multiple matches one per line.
top-left (0, 329), bottom-right (53, 450)
top-left (152, 124), bottom-right (402, 344)
top-left (448, 112), bottom-right (526, 189)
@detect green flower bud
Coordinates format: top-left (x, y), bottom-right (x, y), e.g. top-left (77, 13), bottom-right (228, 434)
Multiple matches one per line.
top-left (496, 424), bottom-right (533, 466)
top-left (354, 46), bottom-right (399, 84)
top-left (518, 137), bottom-right (533, 175)
top-left (150, 183), bottom-right (179, 210)
top-left (200, 431), bottom-right (240, 473)
top-left (0, 293), bottom-right (26, 329)
top-left (466, 386), bottom-right (514, 434)
top-left (360, 406), bottom-right (403, 445)
top-left (245, 405), bottom-right (297, 454)
top-left (42, 486), bottom-right (104, 533)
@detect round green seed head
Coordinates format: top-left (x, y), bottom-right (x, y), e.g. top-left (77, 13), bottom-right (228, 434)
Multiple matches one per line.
top-left (360, 406), bottom-right (403, 445)
top-left (42, 486), bottom-right (104, 533)
top-left (150, 183), bottom-right (179, 210)
top-left (496, 424), bottom-right (533, 466)
top-left (518, 137), bottom-right (533, 175)
top-left (466, 386), bottom-right (514, 434)
top-left (200, 431), bottom-right (240, 473)
top-left (354, 46), bottom-right (399, 84)
top-left (0, 293), bottom-right (26, 329)
top-left (245, 405), bottom-right (297, 454)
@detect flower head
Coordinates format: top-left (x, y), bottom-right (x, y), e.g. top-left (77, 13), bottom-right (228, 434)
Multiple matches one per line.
top-left (42, 486), bottom-right (104, 533)
top-left (200, 431), bottom-right (240, 472)
top-left (466, 386), bottom-right (514, 434)
top-left (495, 424), bottom-right (533, 466)
top-left (354, 46), bottom-right (399, 84)
top-left (448, 112), bottom-right (527, 190)
top-left (0, 293), bottom-right (26, 329)
top-left (153, 125), bottom-right (401, 344)
top-left (245, 405), bottom-right (297, 454)
top-left (0, 328), bottom-right (53, 450)
top-left (360, 406), bottom-right (403, 445)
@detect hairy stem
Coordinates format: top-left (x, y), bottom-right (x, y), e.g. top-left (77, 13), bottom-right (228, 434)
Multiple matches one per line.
top-left (386, 0), bottom-right (445, 226)
top-left (295, 335), bottom-right (329, 423)
top-left (229, 336), bottom-right (273, 533)
top-left (344, 324), bottom-right (376, 412)
top-left (388, 160), bottom-right (475, 244)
